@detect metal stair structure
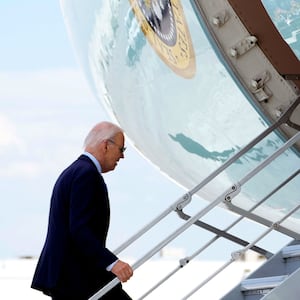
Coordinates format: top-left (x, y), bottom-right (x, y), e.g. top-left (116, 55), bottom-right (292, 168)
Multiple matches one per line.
top-left (88, 107), bottom-right (300, 299)
top-left (222, 240), bottom-right (300, 299)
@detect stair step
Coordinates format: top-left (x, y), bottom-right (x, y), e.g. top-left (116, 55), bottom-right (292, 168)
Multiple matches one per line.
top-left (282, 244), bottom-right (300, 259)
top-left (241, 275), bottom-right (288, 295)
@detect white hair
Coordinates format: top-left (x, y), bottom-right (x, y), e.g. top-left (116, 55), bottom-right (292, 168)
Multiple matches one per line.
top-left (83, 121), bottom-right (123, 149)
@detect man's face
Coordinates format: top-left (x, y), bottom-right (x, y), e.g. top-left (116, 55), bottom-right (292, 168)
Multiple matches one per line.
top-left (102, 132), bottom-right (125, 172)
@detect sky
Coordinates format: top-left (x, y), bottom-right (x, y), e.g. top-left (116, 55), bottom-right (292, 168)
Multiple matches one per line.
top-left (0, 0), bottom-right (292, 265)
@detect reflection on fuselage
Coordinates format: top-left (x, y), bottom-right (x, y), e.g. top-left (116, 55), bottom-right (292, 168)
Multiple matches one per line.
top-left (60, 0), bottom-right (300, 236)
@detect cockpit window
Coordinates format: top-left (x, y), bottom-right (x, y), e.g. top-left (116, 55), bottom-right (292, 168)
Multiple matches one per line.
top-left (261, 0), bottom-right (300, 60)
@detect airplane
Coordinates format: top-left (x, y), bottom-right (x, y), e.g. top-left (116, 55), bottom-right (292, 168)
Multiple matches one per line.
top-left (59, 0), bottom-right (300, 299)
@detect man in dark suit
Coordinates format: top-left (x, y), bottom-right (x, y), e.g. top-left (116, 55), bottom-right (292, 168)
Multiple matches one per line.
top-left (31, 121), bottom-right (133, 299)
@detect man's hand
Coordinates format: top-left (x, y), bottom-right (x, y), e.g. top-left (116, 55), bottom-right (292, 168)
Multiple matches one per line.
top-left (111, 260), bottom-right (133, 282)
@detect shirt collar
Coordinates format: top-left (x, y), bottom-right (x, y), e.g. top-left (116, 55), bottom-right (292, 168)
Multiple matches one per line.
top-left (83, 151), bottom-right (102, 174)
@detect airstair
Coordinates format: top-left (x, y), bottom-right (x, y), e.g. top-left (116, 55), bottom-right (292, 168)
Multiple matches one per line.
top-left (89, 101), bottom-right (300, 299)
top-left (222, 241), bottom-right (300, 299)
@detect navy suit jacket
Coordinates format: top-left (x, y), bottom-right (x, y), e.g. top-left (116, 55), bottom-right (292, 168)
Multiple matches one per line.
top-left (31, 155), bottom-right (118, 299)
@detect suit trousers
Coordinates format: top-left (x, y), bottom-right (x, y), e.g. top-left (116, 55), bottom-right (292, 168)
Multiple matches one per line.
top-left (51, 285), bottom-right (132, 300)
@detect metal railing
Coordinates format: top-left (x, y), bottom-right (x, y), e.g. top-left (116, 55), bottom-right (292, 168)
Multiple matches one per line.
top-left (89, 109), bottom-right (300, 299)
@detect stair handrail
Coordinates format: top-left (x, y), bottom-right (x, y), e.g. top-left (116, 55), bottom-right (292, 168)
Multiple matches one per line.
top-left (89, 131), bottom-right (300, 300)
top-left (138, 160), bottom-right (299, 299)
top-left (113, 107), bottom-right (294, 255)
top-left (181, 200), bottom-right (300, 299)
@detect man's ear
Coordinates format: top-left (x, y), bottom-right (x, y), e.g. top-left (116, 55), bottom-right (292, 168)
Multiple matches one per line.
top-left (104, 140), bottom-right (109, 151)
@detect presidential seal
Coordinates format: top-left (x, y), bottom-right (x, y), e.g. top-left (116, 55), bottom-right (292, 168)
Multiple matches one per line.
top-left (128, 0), bottom-right (196, 78)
